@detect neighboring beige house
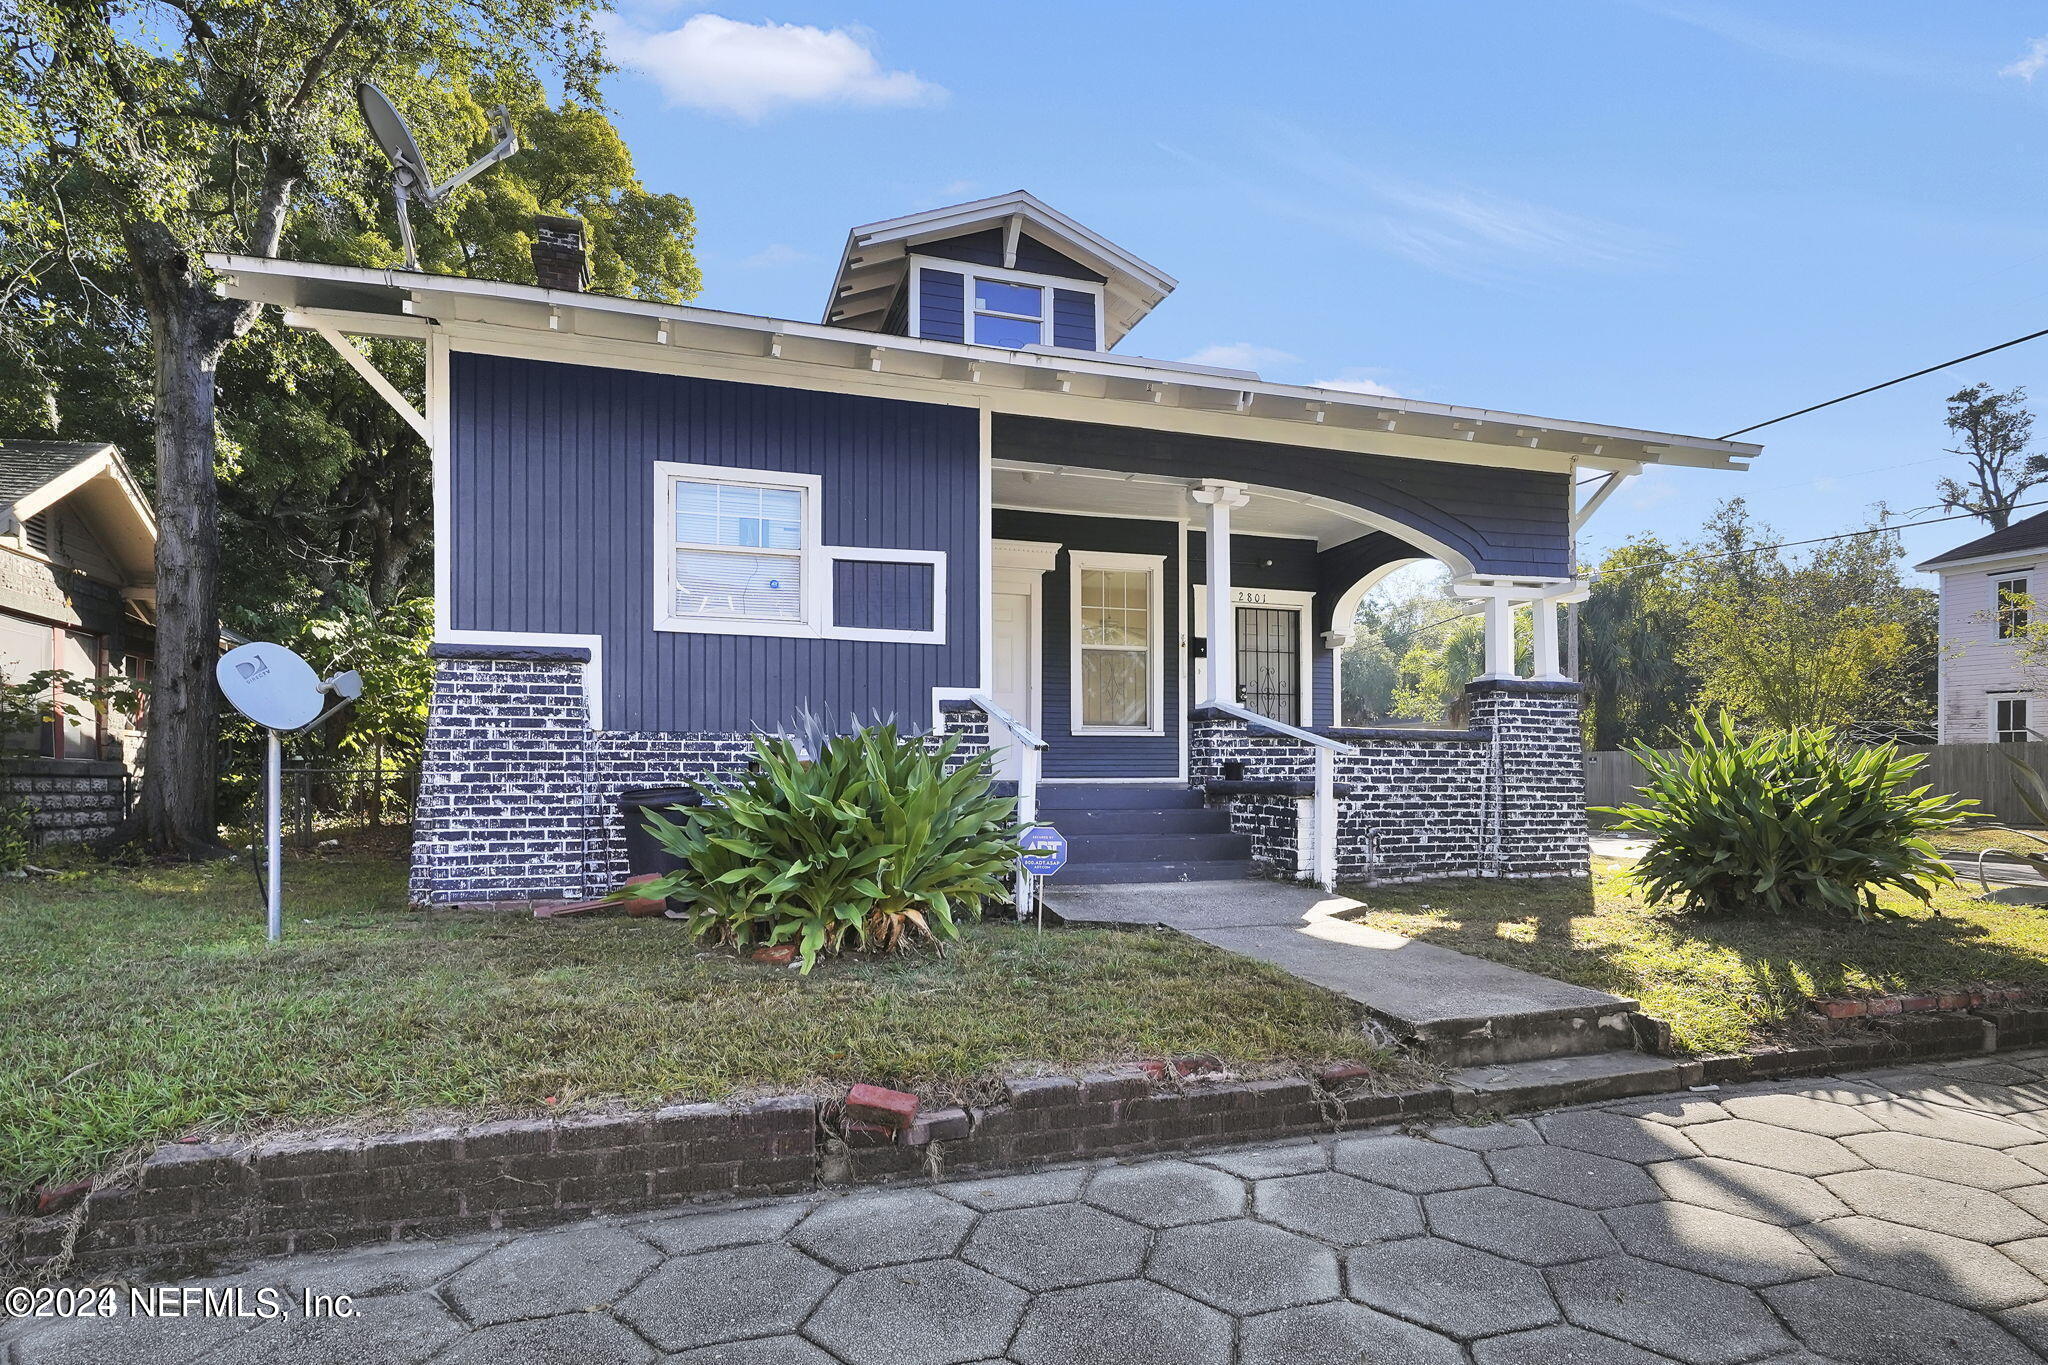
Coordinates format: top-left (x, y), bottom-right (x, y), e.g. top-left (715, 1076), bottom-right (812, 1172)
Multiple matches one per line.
top-left (0, 439), bottom-right (157, 841)
top-left (1917, 511), bottom-right (2048, 744)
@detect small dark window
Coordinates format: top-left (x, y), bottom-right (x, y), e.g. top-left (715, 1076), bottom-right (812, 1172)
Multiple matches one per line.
top-left (1999, 699), bottom-right (2032, 743)
top-left (1998, 578), bottom-right (2031, 638)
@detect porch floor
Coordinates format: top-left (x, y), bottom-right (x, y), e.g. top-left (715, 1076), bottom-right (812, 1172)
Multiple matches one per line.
top-left (1046, 881), bottom-right (1640, 1067)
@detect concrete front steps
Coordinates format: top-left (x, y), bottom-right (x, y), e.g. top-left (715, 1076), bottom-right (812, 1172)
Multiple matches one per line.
top-left (1035, 784), bottom-right (1259, 885)
top-left (1046, 880), bottom-right (1657, 1076)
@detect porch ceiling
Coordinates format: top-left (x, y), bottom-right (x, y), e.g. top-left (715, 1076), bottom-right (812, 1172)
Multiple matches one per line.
top-left (993, 463), bottom-right (1385, 551)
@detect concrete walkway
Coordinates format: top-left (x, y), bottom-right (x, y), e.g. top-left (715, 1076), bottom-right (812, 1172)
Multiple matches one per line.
top-left (1048, 881), bottom-right (1640, 1067)
top-left (14, 1052), bottom-right (2048, 1363)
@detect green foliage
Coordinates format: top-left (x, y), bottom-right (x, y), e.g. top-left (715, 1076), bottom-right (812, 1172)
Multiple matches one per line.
top-left (1599, 713), bottom-right (1975, 922)
top-left (632, 724), bottom-right (1025, 973)
top-left (1935, 383), bottom-right (2046, 531)
top-left (1579, 534), bottom-right (1696, 749)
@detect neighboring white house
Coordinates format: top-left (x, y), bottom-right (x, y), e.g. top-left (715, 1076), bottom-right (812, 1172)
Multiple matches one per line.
top-left (1917, 511), bottom-right (2048, 744)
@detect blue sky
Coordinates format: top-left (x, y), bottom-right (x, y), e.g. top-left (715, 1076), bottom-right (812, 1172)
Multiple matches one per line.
top-left (593, 2), bottom-right (2048, 578)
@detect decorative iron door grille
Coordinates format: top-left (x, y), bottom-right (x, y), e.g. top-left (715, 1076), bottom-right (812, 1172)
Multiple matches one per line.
top-left (1236, 607), bottom-right (1300, 723)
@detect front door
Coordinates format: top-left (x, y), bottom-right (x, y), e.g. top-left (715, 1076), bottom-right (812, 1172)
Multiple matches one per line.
top-left (1237, 606), bottom-right (1302, 723)
top-left (990, 589), bottom-right (1035, 780)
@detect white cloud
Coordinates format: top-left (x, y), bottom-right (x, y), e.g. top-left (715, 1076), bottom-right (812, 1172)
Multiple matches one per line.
top-left (1180, 343), bottom-right (1298, 372)
top-left (1310, 371), bottom-right (1403, 398)
top-left (607, 14), bottom-right (944, 121)
top-left (2005, 37), bottom-right (2048, 80)
top-left (738, 242), bottom-right (813, 268)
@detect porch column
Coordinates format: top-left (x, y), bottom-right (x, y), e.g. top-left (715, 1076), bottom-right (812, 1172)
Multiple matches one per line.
top-left (1451, 579), bottom-right (1525, 682)
top-left (1191, 480), bottom-right (1251, 705)
top-left (1529, 584), bottom-right (1590, 682)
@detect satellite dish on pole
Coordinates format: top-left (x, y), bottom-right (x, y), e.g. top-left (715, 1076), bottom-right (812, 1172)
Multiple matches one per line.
top-left (357, 81), bottom-right (519, 270)
top-left (216, 642), bottom-right (366, 943)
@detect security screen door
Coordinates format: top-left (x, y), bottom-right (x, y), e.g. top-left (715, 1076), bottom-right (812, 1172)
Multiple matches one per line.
top-left (1236, 606), bottom-right (1300, 723)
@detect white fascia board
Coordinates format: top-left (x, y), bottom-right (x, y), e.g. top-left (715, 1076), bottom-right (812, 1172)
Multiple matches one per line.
top-left (846, 190), bottom-right (1177, 297)
top-left (207, 252), bottom-right (1759, 471)
top-left (1917, 547), bottom-right (2048, 575)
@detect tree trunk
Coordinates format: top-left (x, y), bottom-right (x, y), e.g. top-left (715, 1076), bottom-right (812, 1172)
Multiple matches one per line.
top-left (127, 227), bottom-right (248, 856)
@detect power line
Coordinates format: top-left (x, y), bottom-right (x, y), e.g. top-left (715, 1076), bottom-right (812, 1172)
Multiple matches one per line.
top-left (1719, 324), bottom-right (2048, 439)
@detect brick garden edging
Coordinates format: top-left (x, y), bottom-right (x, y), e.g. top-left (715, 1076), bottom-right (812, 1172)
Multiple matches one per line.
top-left (16, 998), bottom-right (2048, 1279)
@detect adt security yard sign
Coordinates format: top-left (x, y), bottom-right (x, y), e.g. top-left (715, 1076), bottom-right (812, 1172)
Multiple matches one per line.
top-left (1018, 824), bottom-right (1068, 876)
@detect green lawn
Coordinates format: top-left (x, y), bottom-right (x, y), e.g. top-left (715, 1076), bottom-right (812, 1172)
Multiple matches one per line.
top-left (0, 848), bottom-right (1388, 1202)
top-left (1341, 860), bottom-right (2048, 1057)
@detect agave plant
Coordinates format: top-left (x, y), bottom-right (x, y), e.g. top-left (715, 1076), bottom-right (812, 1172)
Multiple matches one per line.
top-left (624, 719), bottom-right (1024, 972)
top-left (1597, 712), bottom-right (1976, 922)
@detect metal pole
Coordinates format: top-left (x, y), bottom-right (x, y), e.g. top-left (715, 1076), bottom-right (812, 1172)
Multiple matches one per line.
top-left (266, 729), bottom-right (283, 942)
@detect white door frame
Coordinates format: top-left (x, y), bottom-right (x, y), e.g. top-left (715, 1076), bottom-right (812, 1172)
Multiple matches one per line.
top-left (1191, 584), bottom-right (1317, 726)
top-left (991, 539), bottom-right (1059, 760)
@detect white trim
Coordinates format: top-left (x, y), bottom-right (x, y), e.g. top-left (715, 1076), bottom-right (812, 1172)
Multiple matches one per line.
top-left (1191, 585), bottom-right (1316, 726)
top-left (429, 328), bottom-right (452, 636)
top-left (652, 461), bottom-right (825, 638)
top-left (990, 563), bottom-right (1049, 779)
top-left (993, 538), bottom-right (1062, 573)
top-left (978, 407), bottom-right (994, 688)
top-left (822, 545), bottom-right (948, 643)
top-left (1068, 549), bottom-right (1167, 737)
top-left (303, 317), bottom-right (429, 441)
top-left (907, 256), bottom-right (1109, 352)
top-left (212, 255), bottom-right (1758, 472)
top-left (437, 630), bottom-right (605, 729)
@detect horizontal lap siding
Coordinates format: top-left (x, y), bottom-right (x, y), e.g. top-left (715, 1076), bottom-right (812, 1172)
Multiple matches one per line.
top-left (450, 352), bottom-right (979, 733)
top-left (994, 508), bottom-right (1180, 779)
top-left (918, 270), bottom-right (965, 343)
top-left (995, 415), bottom-right (1570, 577)
top-left (1052, 289), bottom-right (1097, 351)
top-left (920, 229), bottom-right (1107, 283)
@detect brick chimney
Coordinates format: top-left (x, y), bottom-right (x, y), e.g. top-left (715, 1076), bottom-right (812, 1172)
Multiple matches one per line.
top-left (531, 215), bottom-right (588, 291)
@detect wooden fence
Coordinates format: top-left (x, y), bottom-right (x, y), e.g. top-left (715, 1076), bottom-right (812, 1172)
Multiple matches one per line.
top-left (1586, 741), bottom-right (2048, 826)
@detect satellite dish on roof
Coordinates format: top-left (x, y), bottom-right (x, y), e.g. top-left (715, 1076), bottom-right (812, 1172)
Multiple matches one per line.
top-left (356, 81), bottom-right (519, 271)
top-left (215, 642), bottom-right (367, 943)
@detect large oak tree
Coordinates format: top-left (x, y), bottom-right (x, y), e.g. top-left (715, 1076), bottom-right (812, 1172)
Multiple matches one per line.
top-left (0, 2), bottom-right (694, 852)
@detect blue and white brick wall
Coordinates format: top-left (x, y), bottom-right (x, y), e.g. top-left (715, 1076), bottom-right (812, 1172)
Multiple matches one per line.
top-left (1189, 679), bottom-right (1588, 886)
top-left (412, 648), bottom-right (993, 906)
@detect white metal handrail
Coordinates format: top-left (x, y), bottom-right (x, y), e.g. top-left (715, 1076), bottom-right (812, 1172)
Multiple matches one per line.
top-left (1199, 699), bottom-right (1354, 892)
top-left (963, 691), bottom-right (1049, 921)
top-left (1201, 698), bottom-right (1359, 755)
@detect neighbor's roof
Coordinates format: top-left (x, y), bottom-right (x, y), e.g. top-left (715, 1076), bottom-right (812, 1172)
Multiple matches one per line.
top-left (823, 190), bottom-right (1177, 346)
top-left (1917, 509), bottom-right (2048, 571)
top-left (0, 439), bottom-right (116, 506)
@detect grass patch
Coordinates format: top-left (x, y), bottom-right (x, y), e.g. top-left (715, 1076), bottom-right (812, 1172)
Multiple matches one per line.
top-left (1931, 824), bottom-right (2048, 856)
top-left (0, 850), bottom-right (1384, 1201)
top-left (1341, 861), bottom-right (2048, 1057)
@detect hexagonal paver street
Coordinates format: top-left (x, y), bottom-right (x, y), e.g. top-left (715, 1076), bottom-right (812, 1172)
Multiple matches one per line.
top-left (16, 1050), bottom-right (2048, 1365)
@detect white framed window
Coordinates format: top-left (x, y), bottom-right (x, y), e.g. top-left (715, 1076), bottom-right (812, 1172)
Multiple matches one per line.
top-left (654, 462), bottom-right (823, 638)
top-left (907, 257), bottom-right (1105, 352)
top-left (1999, 698), bottom-right (2033, 743)
top-left (1998, 577), bottom-right (2031, 639)
top-left (1069, 550), bottom-right (1165, 736)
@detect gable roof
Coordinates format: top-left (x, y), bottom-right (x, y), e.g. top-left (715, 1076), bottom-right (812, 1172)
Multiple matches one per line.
top-left (0, 440), bottom-right (114, 506)
top-left (0, 438), bottom-right (156, 581)
top-left (823, 190), bottom-right (1177, 346)
top-left (1916, 509), bottom-right (2048, 571)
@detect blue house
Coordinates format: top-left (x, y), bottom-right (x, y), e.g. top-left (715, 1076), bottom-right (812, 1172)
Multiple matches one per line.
top-left (212, 192), bottom-right (1757, 905)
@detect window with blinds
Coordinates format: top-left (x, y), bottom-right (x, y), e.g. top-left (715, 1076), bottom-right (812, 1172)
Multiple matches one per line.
top-left (669, 476), bottom-right (808, 622)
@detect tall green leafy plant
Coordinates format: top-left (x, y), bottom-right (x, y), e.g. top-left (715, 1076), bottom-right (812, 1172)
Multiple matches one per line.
top-left (630, 722), bottom-right (1024, 972)
top-left (1598, 713), bottom-right (1974, 921)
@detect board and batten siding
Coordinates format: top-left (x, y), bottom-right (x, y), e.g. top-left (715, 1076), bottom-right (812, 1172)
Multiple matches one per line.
top-left (446, 352), bottom-right (979, 734)
top-left (993, 508), bottom-right (1181, 779)
top-left (995, 415), bottom-right (1573, 578)
top-left (1937, 561), bottom-right (2043, 744)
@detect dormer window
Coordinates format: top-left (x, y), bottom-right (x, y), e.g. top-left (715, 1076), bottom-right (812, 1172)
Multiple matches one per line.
top-left (973, 277), bottom-right (1045, 347)
top-left (904, 257), bottom-right (1106, 352)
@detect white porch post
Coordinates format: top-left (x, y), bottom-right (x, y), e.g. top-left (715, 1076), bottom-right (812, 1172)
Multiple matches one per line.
top-left (1529, 584), bottom-right (1591, 683)
top-left (1192, 480), bottom-right (1250, 705)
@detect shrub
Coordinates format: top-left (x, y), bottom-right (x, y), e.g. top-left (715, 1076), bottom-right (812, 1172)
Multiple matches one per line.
top-left (1598, 712), bottom-right (1975, 921)
top-left (630, 720), bottom-right (1023, 971)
